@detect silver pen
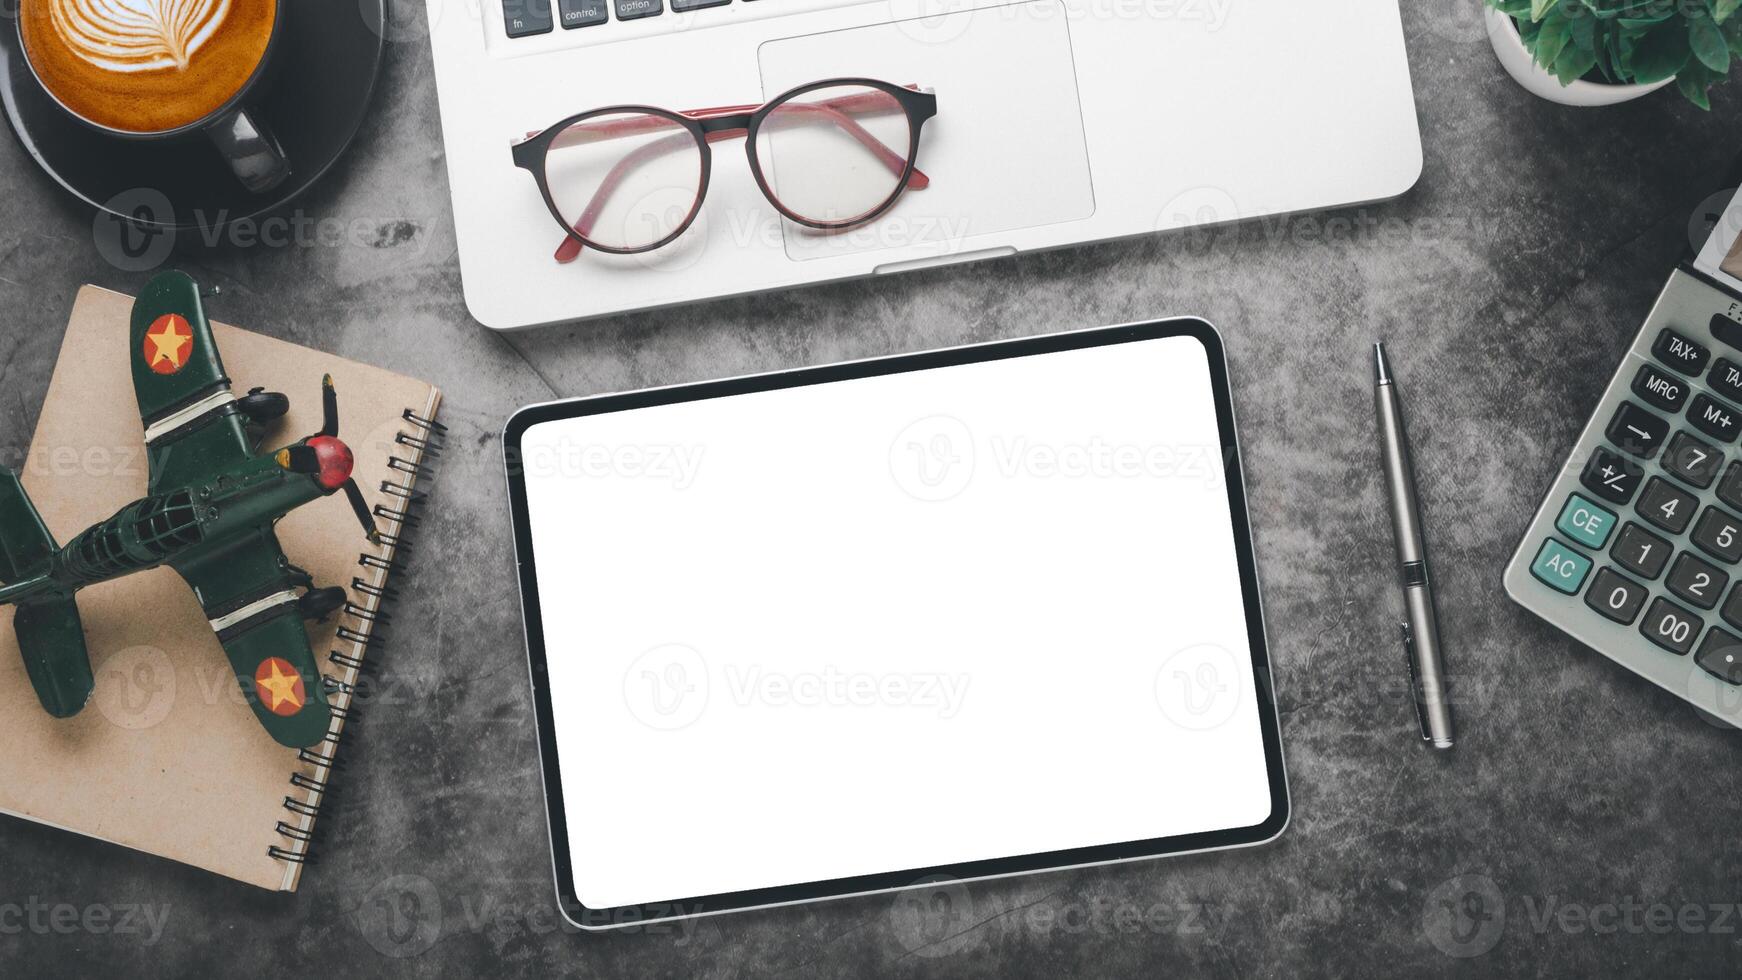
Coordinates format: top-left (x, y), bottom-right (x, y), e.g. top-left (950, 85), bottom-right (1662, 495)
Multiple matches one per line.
top-left (1374, 342), bottom-right (1455, 750)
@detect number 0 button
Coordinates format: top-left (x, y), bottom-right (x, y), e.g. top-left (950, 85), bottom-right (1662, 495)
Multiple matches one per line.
top-left (1583, 568), bottom-right (1648, 624)
top-left (1639, 596), bottom-right (1702, 656)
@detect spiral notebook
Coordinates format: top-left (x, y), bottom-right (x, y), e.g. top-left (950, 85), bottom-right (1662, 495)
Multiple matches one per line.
top-left (0, 285), bottom-right (442, 891)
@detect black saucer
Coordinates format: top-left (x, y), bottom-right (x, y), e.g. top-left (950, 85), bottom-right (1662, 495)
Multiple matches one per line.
top-left (0, 1), bottom-right (386, 231)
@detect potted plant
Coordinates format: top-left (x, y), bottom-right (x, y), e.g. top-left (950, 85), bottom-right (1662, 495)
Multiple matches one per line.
top-left (1484, 0), bottom-right (1742, 107)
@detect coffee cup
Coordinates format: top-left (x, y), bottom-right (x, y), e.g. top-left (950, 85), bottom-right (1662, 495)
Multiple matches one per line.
top-left (16, 0), bottom-right (291, 193)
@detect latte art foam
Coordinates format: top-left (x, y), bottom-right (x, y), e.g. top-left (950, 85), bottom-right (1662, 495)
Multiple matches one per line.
top-left (50, 0), bottom-right (231, 72)
top-left (20, 0), bottom-right (274, 133)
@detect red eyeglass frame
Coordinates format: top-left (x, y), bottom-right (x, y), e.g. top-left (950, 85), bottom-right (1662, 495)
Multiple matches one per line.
top-left (510, 78), bottom-right (938, 262)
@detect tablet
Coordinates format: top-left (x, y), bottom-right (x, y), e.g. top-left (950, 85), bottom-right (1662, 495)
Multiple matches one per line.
top-left (504, 320), bottom-right (1288, 930)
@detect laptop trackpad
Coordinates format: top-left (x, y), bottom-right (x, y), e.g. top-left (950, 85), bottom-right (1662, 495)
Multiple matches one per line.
top-left (758, 0), bottom-right (1095, 262)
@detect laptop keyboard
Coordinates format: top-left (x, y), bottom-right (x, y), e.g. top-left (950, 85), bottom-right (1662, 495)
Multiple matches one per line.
top-left (503, 0), bottom-right (758, 36)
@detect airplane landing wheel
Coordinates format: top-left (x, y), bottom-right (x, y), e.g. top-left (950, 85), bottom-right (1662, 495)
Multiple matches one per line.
top-left (297, 587), bottom-right (346, 622)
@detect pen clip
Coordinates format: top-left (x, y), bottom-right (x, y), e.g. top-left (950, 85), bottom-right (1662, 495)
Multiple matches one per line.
top-left (1399, 620), bottom-right (1431, 742)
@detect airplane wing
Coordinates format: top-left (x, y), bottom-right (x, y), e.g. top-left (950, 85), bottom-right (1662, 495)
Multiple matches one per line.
top-left (129, 271), bottom-right (254, 495)
top-left (172, 526), bottom-right (333, 748)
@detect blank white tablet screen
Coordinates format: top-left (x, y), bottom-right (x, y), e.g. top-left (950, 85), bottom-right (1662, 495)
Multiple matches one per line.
top-left (518, 333), bottom-right (1274, 911)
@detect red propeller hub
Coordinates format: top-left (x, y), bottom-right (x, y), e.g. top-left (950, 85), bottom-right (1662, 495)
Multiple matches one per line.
top-left (305, 436), bottom-right (354, 491)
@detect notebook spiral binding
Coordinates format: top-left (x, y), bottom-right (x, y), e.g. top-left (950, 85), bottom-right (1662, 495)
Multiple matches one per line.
top-left (267, 408), bottom-right (446, 867)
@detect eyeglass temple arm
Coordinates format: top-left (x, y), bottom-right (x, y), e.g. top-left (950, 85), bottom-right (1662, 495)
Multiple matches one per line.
top-left (553, 92), bottom-right (929, 263)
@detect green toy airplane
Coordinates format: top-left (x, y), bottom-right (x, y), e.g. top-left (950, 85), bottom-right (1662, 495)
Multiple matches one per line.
top-left (0, 271), bottom-right (379, 748)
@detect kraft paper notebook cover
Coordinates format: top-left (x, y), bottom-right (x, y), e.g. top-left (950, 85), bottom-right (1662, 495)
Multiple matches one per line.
top-left (0, 285), bottom-right (442, 891)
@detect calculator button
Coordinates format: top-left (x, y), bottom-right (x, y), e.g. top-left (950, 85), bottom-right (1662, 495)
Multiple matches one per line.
top-left (1717, 462), bottom-right (1742, 512)
top-left (503, 0), bottom-right (555, 36)
top-left (1631, 362), bottom-right (1689, 413)
top-left (1555, 493), bottom-right (1617, 549)
top-left (1652, 327), bottom-right (1710, 375)
top-left (1604, 402), bottom-right (1669, 459)
top-left (559, 0), bottom-right (608, 26)
top-left (1721, 584), bottom-right (1742, 631)
top-left (1611, 522), bottom-right (1671, 579)
top-left (1667, 552), bottom-right (1729, 609)
top-left (1695, 627), bottom-right (1742, 684)
top-left (1710, 314), bottom-right (1742, 353)
top-left (1661, 431), bottom-right (1722, 489)
top-left (1636, 476), bottom-right (1696, 534)
top-left (1583, 567), bottom-right (1648, 624)
top-left (1530, 538), bottom-right (1592, 594)
top-left (1711, 358), bottom-right (1742, 404)
top-left (1639, 596), bottom-right (1702, 655)
top-left (1688, 393), bottom-right (1742, 444)
top-left (1690, 506), bottom-right (1742, 564)
top-left (1580, 447), bottom-right (1643, 504)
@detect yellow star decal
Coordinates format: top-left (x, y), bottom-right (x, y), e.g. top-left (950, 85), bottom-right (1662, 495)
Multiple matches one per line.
top-left (254, 658), bottom-right (306, 716)
top-left (142, 314), bottom-right (192, 375)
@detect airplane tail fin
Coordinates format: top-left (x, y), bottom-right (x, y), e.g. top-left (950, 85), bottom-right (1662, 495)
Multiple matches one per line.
top-left (16, 597), bottom-right (92, 717)
top-left (0, 470), bottom-right (90, 717)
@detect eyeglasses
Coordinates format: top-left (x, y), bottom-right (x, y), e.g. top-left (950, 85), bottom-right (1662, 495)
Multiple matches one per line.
top-left (511, 78), bottom-right (938, 261)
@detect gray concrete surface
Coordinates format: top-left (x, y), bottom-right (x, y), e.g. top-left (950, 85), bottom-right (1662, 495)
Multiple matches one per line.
top-left (2, 1), bottom-right (1742, 976)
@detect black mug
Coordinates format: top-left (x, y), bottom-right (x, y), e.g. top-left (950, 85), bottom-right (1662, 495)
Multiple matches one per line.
top-left (14, 2), bottom-right (291, 193)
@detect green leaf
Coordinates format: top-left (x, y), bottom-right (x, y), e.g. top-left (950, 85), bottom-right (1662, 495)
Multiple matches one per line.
top-left (1532, 0), bottom-right (1560, 20)
top-left (1624, 19), bottom-right (1692, 82)
top-left (1678, 59), bottom-right (1715, 106)
top-left (1554, 35), bottom-right (1602, 80)
top-left (1716, 0), bottom-right (1740, 23)
top-left (1691, 13), bottom-right (1732, 70)
top-left (1535, 10), bottom-right (1574, 66)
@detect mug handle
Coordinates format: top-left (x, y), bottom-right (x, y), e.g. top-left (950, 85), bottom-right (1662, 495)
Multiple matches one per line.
top-left (206, 105), bottom-right (290, 194)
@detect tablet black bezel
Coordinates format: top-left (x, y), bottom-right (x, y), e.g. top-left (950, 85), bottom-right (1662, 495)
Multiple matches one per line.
top-left (502, 318), bottom-right (1289, 930)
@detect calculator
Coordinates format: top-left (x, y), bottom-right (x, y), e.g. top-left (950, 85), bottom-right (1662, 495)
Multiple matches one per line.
top-left (1504, 265), bottom-right (1742, 725)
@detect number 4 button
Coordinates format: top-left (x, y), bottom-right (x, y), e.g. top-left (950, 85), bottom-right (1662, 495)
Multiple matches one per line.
top-left (1637, 477), bottom-right (1696, 535)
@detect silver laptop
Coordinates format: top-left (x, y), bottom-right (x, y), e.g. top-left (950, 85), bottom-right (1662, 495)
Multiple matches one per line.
top-left (425, 0), bottom-right (1422, 329)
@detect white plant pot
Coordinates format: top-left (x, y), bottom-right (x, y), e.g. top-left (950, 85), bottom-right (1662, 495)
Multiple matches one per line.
top-left (1484, 6), bottom-right (1673, 106)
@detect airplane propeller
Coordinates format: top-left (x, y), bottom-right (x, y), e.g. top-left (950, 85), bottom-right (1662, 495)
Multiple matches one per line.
top-left (276, 376), bottom-right (381, 545)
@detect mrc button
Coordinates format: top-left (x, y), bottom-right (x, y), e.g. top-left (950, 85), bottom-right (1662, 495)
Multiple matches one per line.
top-left (1653, 328), bottom-right (1710, 375)
top-left (1632, 362), bottom-right (1688, 412)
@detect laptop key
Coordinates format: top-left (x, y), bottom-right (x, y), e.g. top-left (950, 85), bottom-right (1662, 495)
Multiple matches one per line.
top-left (1653, 327), bottom-right (1709, 376)
top-left (1584, 567), bottom-right (1648, 624)
top-left (1696, 627), bottom-right (1742, 684)
top-left (1611, 522), bottom-right (1670, 580)
top-left (615, 0), bottom-right (662, 19)
top-left (671, 0), bottom-right (730, 9)
top-left (1580, 447), bottom-right (1643, 505)
top-left (1640, 596), bottom-right (1701, 655)
top-left (559, 0), bottom-right (608, 26)
top-left (1667, 552), bottom-right (1729, 609)
top-left (1661, 431), bottom-right (1722, 489)
top-left (1631, 362), bottom-right (1689, 413)
top-left (1636, 476), bottom-right (1696, 534)
top-left (1604, 402), bottom-right (1668, 459)
top-left (1688, 393), bottom-right (1741, 444)
top-left (504, 0), bottom-right (555, 36)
